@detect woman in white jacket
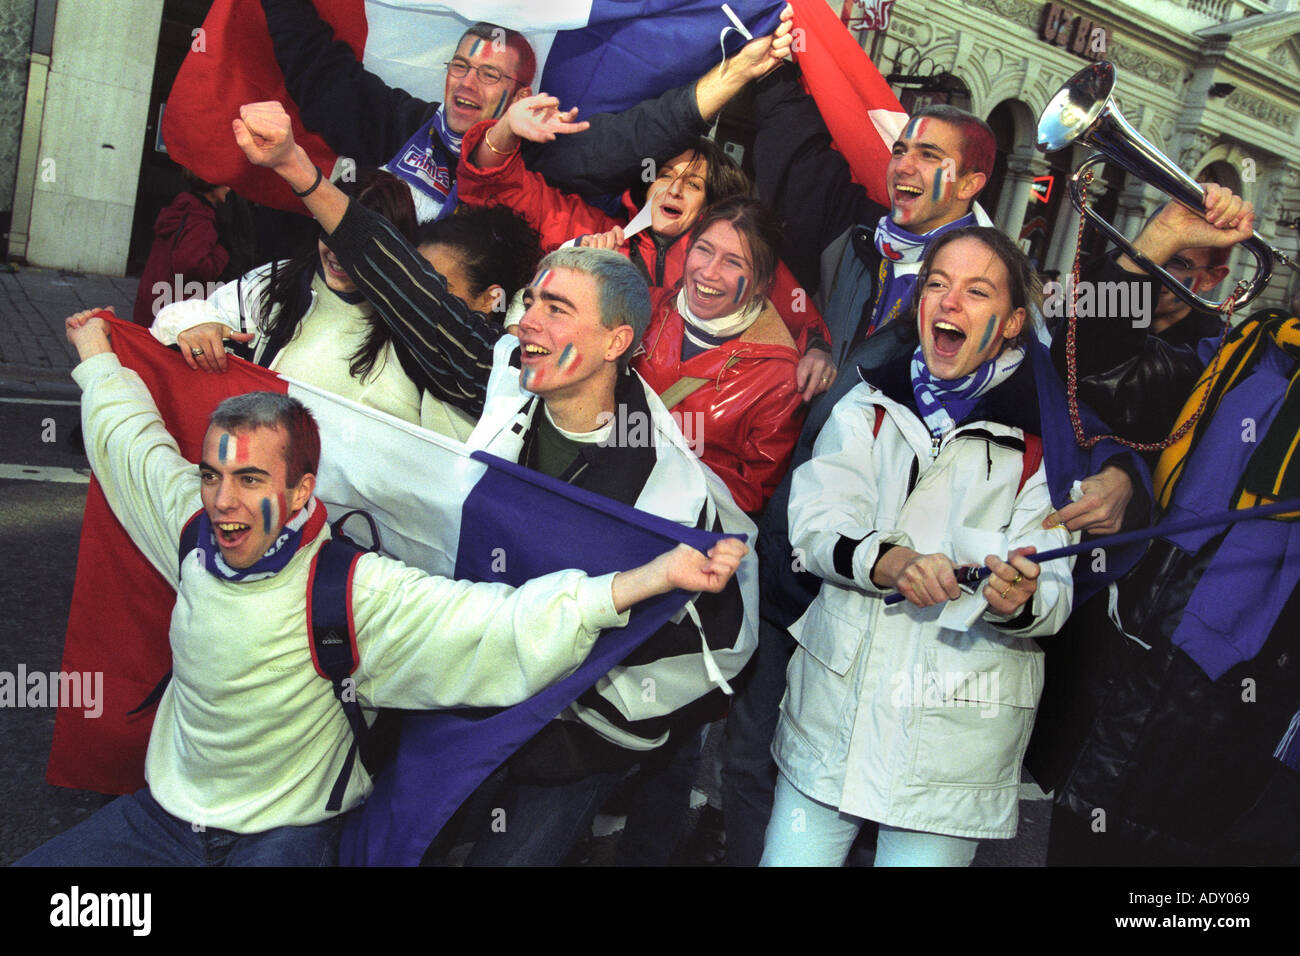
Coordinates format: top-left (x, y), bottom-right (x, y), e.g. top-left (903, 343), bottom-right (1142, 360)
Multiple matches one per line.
top-left (761, 227), bottom-right (1078, 866)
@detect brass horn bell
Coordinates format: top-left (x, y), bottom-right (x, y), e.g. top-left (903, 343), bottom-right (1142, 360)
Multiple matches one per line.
top-left (1037, 61), bottom-right (1296, 313)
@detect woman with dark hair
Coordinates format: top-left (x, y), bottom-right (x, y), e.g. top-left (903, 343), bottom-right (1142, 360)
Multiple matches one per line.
top-left (416, 203), bottom-right (543, 320)
top-left (152, 173), bottom-right (540, 440)
top-left (633, 196), bottom-right (805, 515)
top-left (457, 97), bottom-right (836, 400)
top-left (762, 226), bottom-right (1077, 867)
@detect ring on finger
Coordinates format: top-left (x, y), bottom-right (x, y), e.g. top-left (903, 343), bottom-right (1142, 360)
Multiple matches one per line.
top-left (1000, 584), bottom-right (1012, 599)
top-left (1012, 572), bottom-right (1023, 584)
top-left (191, 347), bottom-right (205, 356)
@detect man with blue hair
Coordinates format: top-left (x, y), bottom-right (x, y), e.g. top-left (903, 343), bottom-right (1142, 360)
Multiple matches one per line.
top-left (236, 99), bottom-right (759, 865)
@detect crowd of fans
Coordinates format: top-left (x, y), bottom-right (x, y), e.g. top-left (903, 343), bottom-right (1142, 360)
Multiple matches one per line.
top-left (23, 0), bottom-right (1299, 867)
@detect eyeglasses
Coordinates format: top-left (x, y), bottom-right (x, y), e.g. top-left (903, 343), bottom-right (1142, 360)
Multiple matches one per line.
top-left (1167, 256), bottom-right (1210, 272)
top-left (445, 58), bottom-right (516, 88)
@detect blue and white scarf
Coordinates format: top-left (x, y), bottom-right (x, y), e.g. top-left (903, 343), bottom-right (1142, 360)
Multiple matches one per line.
top-left (911, 345), bottom-right (1024, 452)
top-left (868, 213), bottom-right (977, 335)
top-left (194, 497), bottom-right (323, 583)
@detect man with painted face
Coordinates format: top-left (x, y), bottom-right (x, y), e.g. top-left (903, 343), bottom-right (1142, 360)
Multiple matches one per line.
top-left (235, 100), bottom-right (757, 865)
top-left (17, 310), bottom-right (745, 867)
top-left (260, 0), bottom-right (784, 224)
top-left (718, 63), bottom-right (1149, 865)
top-left (262, 1), bottom-right (537, 221)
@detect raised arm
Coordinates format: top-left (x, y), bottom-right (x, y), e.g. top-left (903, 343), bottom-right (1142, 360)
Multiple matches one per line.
top-left (751, 66), bottom-right (884, 296)
top-left (233, 101), bottom-right (500, 416)
top-left (457, 117), bottom-right (621, 250)
top-left (66, 311), bottom-right (201, 584)
top-left (260, 0), bottom-right (433, 164)
top-left (524, 5), bottom-right (793, 197)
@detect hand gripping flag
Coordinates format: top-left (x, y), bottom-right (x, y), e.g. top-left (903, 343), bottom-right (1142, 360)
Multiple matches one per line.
top-left (788, 0), bottom-right (904, 206)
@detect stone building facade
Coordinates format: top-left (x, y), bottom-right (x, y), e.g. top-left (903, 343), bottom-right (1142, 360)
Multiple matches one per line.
top-left (862, 0), bottom-right (1300, 311)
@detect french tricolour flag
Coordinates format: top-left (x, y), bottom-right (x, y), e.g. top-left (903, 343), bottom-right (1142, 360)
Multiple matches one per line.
top-left (48, 318), bottom-right (730, 864)
top-left (162, 0), bottom-right (902, 211)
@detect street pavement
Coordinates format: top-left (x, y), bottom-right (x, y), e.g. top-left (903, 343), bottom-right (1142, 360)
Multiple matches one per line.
top-left (0, 263), bottom-right (1051, 866)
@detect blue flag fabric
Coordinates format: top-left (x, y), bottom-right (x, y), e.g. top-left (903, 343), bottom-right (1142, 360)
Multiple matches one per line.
top-left (541, 0), bottom-right (786, 114)
top-left (338, 451), bottom-right (736, 866)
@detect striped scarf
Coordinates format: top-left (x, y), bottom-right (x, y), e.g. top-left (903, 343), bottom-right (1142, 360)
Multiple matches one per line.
top-left (910, 344), bottom-right (1025, 449)
top-left (1154, 310), bottom-right (1300, 514)
top-left (194, 497), bottom-right (326, 582)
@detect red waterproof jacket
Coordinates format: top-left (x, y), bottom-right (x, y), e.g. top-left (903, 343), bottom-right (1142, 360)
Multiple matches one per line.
top-left (457, 120), bottom-right (831, 354)
top-left (633, 293), bottom-right (807, 514)
top-left (133, 192), bottom-right (229, 326)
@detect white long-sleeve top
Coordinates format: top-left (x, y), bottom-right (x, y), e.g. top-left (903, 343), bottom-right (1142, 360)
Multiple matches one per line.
top-left (74, 352), bottom-right (626, 832)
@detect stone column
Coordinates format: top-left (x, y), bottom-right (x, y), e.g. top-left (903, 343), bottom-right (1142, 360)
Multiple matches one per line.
top-left (24, 0), bottom-right (164, 274)
top-left (994, 148), bottom-right (1041, 242)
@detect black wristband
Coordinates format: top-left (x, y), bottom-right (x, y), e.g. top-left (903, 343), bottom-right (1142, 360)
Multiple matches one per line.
top-left (292, 165), bottom-right (324, 198)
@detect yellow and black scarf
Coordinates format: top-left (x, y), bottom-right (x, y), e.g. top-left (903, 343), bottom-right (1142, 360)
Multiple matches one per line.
top-left (1153, 309), bottom-right (1300, 514)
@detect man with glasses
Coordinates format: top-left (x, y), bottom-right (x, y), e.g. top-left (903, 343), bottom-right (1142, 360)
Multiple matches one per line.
top-left (262, 3), bottom-right (539, 221)
top-left (260, 1), bottom-right (729, 224)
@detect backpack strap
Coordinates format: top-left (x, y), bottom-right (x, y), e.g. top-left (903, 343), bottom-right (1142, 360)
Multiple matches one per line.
top-left (129, 510), bottom-right (204, 716)
top-left (307, 534), bottom-right (368, 812)
top-left (1019, 432), bottom-right (1043, 495)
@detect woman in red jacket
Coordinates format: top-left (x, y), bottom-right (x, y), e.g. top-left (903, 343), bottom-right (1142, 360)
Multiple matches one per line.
top-left (456, 96), bottom-right (836, 402)
top-left (634, 196), bottom-right (807, 516)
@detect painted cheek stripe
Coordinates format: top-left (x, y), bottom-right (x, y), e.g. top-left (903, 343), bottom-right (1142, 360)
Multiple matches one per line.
top-left (557, 343), bottom-right (578, 373)
top-left (734, 275), bottom-right (747, 305)
top-left (277, 491), bottom-right (288, 525)
top-left (932, 167), bottom-right (945, 201)
top-left (493, 90), bottom-right (510, 118)
top-left (261, 497), bottom-right (273, 534)
top-left (978, 314), bottom-right (1002, 352)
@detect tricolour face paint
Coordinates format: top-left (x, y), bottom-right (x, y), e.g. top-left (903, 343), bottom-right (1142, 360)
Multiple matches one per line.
top-left (261, 497), bottom-right (273, 534)
top-left (733, 275), bottom-right (747, 305)
top-left (535, 269), bottom-right (553, 290)
top-left (277, 491), bottom-right (288, 525)
top-left (522, 366), bottom-right (543, 390)
top-left (556, 343), bottom-right (580, 375)
top-left (468, 38), bottom-right (484, 58)
top-left (235, 433), bottom-right (251, 463)
top-left (492, 89), bottom-right (510, 118)
top-left (218, 433), bottom-right (230, 463)
top-left (932, 167), bottom-right (946, 202)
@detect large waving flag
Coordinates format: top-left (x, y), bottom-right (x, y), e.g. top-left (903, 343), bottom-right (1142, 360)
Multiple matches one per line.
top-left (789, 0), bottom-right (904, 206)
top-left (48, 319), bottom-right (731, 847)
top-left (163, 0), bottom-right (786, 212)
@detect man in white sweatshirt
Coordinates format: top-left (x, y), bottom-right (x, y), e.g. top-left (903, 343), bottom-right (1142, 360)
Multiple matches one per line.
top-left (17, 310), bottom-right (743, 866)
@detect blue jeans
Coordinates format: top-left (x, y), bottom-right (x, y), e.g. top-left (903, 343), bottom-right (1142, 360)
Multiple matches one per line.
top-left (14, 789), bottom-right (342, 867)
top-left (462, 768), bottom-right (626, 867)
top-left (760, 773), bottom-right (978, 867)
